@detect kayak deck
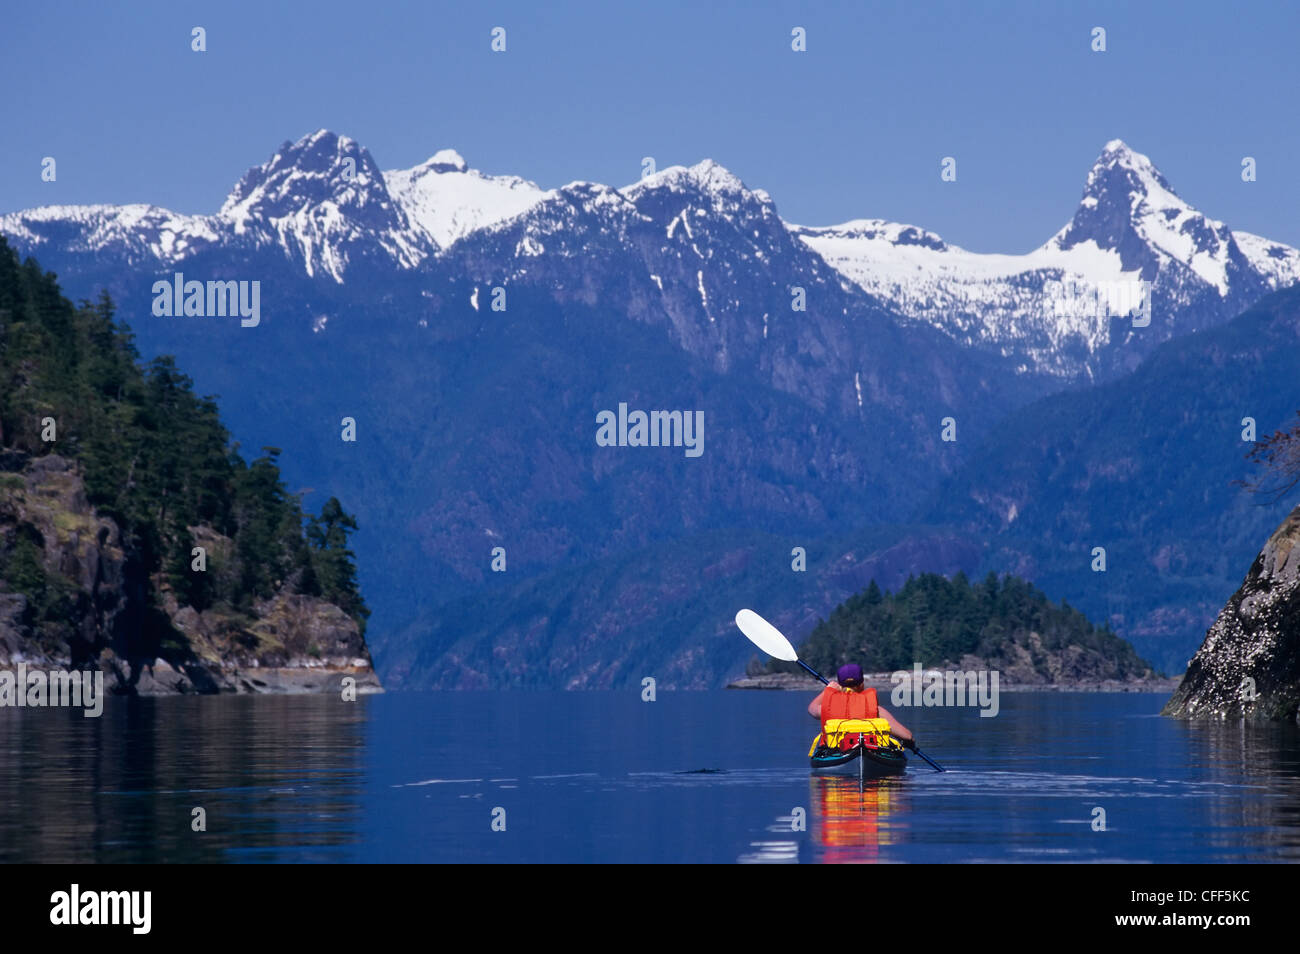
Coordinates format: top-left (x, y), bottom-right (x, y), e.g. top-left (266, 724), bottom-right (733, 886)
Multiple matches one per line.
top-left (809, 718), bottom-right (908, 777)
top-left (810, 742), bottom-right (907, 777)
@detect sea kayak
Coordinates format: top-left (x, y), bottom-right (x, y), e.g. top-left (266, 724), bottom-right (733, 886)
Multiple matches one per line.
top-left (809, 717), bottom-right (907, 777)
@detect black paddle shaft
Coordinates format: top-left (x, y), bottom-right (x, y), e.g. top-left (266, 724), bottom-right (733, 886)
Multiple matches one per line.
top-left (798, 660), bottom-right (829, 685)
top-left (911, 745), bottom-right (946, 773)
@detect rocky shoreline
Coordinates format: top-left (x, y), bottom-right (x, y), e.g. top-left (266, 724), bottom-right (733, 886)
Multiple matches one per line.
top-left (0, 454), bottom-right (383, 697)
top-left (111, 656), bottom-right (383, 696)
top-left (726, 671), bottom-right (1182, 693)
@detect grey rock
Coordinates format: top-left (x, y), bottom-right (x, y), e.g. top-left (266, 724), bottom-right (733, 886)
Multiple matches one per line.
top-left (0, 453), bottom-right (382, 696)
top-left (1163, 505), bottom-right (1300, 722)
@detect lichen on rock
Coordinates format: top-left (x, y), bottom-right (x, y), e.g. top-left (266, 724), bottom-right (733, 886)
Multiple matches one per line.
top-left (1163, 505), bottom-right (1300, 722)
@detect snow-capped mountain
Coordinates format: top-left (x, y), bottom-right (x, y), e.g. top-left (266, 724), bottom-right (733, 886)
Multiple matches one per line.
top-left (382, 158), bottom-right (1037, 629)
top-left (443, 158), bottom-right (894, 399)
top-left (1051, 140), bottom-right (1300, 289)
top-left (383, 149), bottom-right (546, 249)
top-left (3, 133), bottom-right (1297, 382)
top-left (1, 130), bottom-right (433, 282)
top-left (218, 129), bottom-right (428, 279)
top-left (452, 158), bottom-right (798, 316)
top-left (794, 140), bottom-right (1300, 378)
top-left (0, 130), bottom-right (545, 282)
top-left (0, 203), bottom-right (223, 268)
top-left (8, 130), bottom-right (1295, 690)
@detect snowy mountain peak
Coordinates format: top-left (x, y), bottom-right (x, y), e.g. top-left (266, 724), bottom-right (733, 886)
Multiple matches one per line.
top-left (382, 150), bottom-right (545, 249)
top-left (1099, 138), bottom-right (1156, 168)
top-left (681, 159), bottom-right (750, 195)
top-left (5, 134), bottom-right (1300, 359)
top-left (795, 139), bottom-right (1300, 379)
top-left (1080, 139), bottom-right (1175, 206)
top-left (624, 159), bottom-right (754, 201)
top-left (421, 149), bottom-right (468, 173)
top-left (219, 129), bottom-right (391, 225)
top-left (621, 159), bottom-right (778, 236)
top-left (1048, 139), bottom-right (1238, 290)
top-left (217, 130), bottom-right (427, 280)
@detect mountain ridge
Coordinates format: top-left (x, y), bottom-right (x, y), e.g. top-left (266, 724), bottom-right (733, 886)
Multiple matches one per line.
top-left (4, 133), bottom-right (1297, 688)
top-left (5, 133), bottom-right (1296, 385)
top-left (795, 140), bottom-right (1300, 380)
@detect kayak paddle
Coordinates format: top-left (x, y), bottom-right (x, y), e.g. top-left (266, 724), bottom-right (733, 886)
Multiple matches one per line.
top-left (734, 608), bottom-right (947, 773)
top-left (909, 745), bottom-right (946, 773)
top-left (734, 608), bottom-right (829, 685)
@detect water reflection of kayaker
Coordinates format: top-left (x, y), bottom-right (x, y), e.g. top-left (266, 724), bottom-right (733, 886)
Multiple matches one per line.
top-left (808, 664), bottom-right (915, 748)
top-left (811, 776), bottom-right (896, 861)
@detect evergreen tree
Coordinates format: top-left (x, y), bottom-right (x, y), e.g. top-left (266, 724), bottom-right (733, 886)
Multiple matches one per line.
top-left (306, 496), bottom-right (370, 631)
top-left (780, 570), bottom-right (1154, 678)
top-left (0, 237), bottom-right (369, 651)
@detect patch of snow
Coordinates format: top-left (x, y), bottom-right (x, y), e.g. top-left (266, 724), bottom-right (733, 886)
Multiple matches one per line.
top-left (697, 269), bottom-right (713, 321)
top-left (384, 153), bottom-right (546, 249)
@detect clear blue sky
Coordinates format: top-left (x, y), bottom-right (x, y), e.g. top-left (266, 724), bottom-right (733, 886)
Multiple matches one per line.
top-left (4, 0), bottom-right (1298, 252)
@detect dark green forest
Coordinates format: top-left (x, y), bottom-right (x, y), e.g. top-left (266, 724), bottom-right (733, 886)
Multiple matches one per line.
top-left (0, 237), bottom-right (368, 651)
top-left (778, 571), bottom-right (1154, 677)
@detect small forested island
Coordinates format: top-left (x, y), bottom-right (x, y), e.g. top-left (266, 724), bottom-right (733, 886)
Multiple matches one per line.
top-left (0, 239), bottom-right (379, 694)
top-left (732, 571), bottom-right (1167, 690)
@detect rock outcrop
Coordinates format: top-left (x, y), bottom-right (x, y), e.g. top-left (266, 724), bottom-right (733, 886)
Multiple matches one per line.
top-left (0, 453), bottom-right (381, 695)
top-left (1163, 504), bottom-right (1300, 722)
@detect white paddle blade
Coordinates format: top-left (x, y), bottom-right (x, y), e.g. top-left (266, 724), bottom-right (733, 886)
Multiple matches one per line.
top-left (734, 609), bottom-right (799, 661)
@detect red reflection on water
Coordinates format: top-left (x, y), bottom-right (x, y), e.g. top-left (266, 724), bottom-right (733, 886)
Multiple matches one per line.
top-left (810, 776), bottom-right (906, 863)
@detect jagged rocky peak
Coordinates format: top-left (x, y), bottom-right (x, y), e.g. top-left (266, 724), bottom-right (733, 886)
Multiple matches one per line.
top-left (1049, 138), bottom-right (1238, 287)
top-left (1088, 139), bottom-right (1175, 199)
top-left (1069, 139), bottom-right (1181, 229)
top-left (630, 158), bottom-right (751, 195)
top-left (509, 180), bottom-right (640, 235)
top-left (619, 159), bottom-right (788, 263)
top-left (219, 129), bottom-right (396, 226)
top-left (1163, 503), bottom-right (1300, 722)
top-left (627, 158), bottom-right (770, 203)
top-left (215, 129), bottom-right (431, 280)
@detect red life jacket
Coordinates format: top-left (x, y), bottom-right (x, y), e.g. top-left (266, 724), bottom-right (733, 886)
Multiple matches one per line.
top-left (819, 686), bottom-right (880, 750)
top-left (819, 686), bottom-right (878, 727)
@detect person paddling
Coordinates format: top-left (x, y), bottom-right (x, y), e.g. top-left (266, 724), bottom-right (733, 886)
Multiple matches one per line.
top-left (808, 663), bottom-right (915, 748)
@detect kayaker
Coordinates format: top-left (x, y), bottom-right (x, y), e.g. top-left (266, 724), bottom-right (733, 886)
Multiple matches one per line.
top-left (809, 664), bottom-right (916, 748)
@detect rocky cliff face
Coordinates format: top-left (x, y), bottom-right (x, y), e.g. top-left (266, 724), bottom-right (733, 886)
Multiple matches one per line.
top-left (0, 454), bottom-right (380, 695)
top-left (1163, 504), bottom-right (1300, 722)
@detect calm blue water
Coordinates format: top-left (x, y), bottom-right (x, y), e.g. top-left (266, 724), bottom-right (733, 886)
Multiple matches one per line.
top-left (2, 690), bottom-right (1297, 863)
